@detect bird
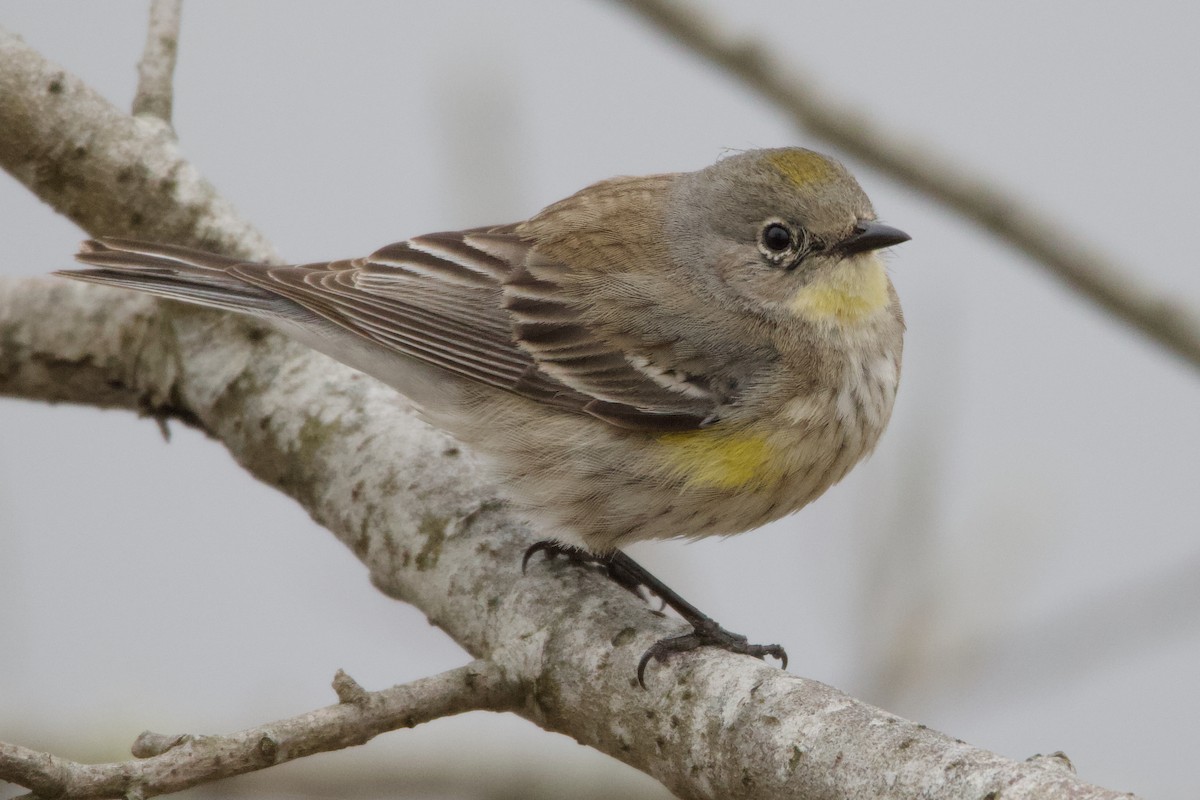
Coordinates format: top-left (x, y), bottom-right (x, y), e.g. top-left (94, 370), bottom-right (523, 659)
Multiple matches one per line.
top-left (61, 147), bottom-right (909, 686)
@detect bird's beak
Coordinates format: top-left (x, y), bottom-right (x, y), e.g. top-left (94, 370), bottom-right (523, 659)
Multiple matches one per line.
top-left (837, 221), bottom-right (911, 256)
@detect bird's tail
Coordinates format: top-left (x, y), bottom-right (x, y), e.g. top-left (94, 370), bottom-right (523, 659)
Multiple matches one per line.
top-left (61, 238), bottom-right (281, 316)
top-left (61, 237), bottom-right (468, 415)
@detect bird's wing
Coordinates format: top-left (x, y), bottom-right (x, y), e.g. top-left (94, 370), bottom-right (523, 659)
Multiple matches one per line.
top-left (334, 228), bottom-right (717, 430)
top-left (72, 231), bottom-right (717, 431)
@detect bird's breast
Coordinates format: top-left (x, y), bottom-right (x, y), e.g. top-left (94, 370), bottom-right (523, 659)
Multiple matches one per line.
top-left (652, 339), bottom-right (899, 504)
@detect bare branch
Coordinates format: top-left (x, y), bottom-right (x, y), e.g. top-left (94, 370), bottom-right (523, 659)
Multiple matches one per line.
top-left (132, 0), bottom-right (183, 124)
top-left (0, 23), bottom-right (1141, 800)
top-left (613, 0), bottom-right (1200, 373)
top-left (0, 661), bottom-right (517, 799)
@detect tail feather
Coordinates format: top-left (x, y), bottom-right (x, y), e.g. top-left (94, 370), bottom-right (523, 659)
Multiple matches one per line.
top-left (61, 238), bottom-right (283, 315)
top-left (59, 236), bottom-right (474, 415)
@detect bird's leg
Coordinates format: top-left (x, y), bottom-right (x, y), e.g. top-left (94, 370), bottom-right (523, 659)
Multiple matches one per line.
top-left (522, 541), bottom-right (649, 600)
top-left (523, 541), bottom-right (788, 687)
top-left (604, 550), bottom-right (789, 687)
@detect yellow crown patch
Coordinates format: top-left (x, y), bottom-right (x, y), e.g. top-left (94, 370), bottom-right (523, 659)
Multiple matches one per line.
top-left (766, 149), bottom-right (835, 187)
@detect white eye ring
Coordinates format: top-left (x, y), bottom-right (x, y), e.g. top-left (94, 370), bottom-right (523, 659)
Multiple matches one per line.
top-left (758, 220), bottom-right (810, 268)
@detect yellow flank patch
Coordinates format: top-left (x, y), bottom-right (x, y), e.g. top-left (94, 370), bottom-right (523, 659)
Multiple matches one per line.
top-left (766, 149), bottom-right (835, 187)
top-left (655, 428), bottom-right (778, 490)
top-left (791, 257), bottom-right (890, 323)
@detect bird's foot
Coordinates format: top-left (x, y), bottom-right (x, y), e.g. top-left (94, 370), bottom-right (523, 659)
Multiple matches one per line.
top-left (523, 540), bottom-right (649, 600)
top-left (636, 616), bottom-right (787, 688)
top-left (523, 540), bottom-right (788, 688)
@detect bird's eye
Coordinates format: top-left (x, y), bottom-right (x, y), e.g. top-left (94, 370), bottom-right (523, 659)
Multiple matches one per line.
top-left (758, 220), bottom-right (812, 268)
top-left (761, 222), bottom-right (793, 253)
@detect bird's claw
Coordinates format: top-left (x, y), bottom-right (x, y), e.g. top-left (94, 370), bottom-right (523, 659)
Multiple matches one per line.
top-left (636, 621), bottom-right (788, 689)
top-left (521, 540), bottom-right (566, 574)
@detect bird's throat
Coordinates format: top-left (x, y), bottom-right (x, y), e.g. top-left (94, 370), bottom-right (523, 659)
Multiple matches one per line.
top-left (789, 257), bottom-right (890, 324)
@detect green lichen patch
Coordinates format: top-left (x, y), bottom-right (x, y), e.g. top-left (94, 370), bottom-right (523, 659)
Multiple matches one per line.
top-left (415, 514), bottom-right (448, 571)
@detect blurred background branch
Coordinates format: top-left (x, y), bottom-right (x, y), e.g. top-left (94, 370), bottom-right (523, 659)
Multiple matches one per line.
top-left (614, 0), bottom-right (1200, 373)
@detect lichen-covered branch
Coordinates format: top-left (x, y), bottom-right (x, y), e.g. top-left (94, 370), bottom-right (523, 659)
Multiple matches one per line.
top-left (0, 22), bottom-right (1139, 800)
top-left (613, 0), bottom-right (1200, 374)
top-left (0, 663), bottom-right (516, 800)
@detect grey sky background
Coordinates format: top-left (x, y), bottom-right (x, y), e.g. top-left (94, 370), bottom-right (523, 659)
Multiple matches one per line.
top-left (2, 2), bottom-right (1199, 798)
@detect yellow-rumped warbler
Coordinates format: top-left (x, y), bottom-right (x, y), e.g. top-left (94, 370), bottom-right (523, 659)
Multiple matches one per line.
top-left (63, 148), bottom-right (908, 684)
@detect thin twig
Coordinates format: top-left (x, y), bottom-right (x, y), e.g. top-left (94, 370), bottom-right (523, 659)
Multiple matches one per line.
top-left (613, 0), bottom-right (1200, 373)
top-left (0, 661), bottom-right (517, 800)
top-left (132, 0), bottom-right (183, 124)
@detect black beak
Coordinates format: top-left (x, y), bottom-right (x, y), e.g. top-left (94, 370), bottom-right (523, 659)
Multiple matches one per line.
top-left (837, 221), bottom-right (911, 256)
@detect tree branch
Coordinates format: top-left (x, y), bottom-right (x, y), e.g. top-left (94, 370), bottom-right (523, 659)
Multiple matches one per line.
top-left (612, 0), bottom-right (1200, 374)
top-left (0, 23), bottom-right (1139, 800)
top-left (132, 0), bottom-right (183, 124)
top-left (0, 662), bottom-right (517, 799)
top-left (0, 25), bottom-right (274, 260)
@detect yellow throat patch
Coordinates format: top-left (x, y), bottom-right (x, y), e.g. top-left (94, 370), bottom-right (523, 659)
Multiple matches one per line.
top-left (790, 257), bottom-right (890, 324)
top-left (655, 428), bottom-right (779, 490)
